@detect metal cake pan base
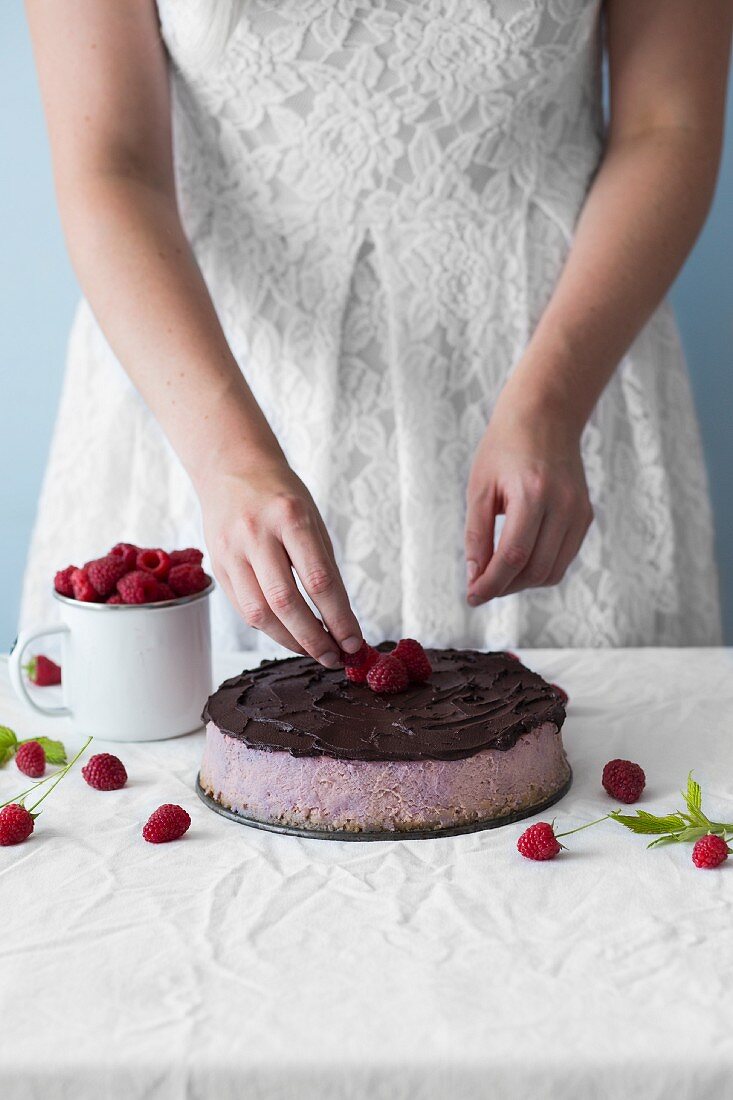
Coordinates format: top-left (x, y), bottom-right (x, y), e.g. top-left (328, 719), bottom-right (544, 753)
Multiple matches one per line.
top-left (195, 768), bottom-right (573, 842)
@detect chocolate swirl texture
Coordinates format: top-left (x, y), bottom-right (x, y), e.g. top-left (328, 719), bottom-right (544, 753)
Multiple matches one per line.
top-left (202, 646), bottom-right (566, 762)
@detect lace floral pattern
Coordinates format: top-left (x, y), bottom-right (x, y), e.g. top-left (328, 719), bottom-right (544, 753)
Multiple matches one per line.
top-left (20, 0), bottom-right (722, 651)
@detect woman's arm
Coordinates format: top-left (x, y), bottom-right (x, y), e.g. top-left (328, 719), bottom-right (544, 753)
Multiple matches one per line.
top-left (465, 0), bottom-right (733, 605)
top-left (26, 0), bottom-right (363, 664)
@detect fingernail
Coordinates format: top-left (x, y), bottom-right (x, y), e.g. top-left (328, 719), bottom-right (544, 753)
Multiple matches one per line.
top-left (320, 651), bottom-right (341, 669)
top-left (467, 593), bottom-right (481, 606)
top-left (341, 635), bottom-right (363, 654)
top-left (466, 560), bottom-right (479, 584)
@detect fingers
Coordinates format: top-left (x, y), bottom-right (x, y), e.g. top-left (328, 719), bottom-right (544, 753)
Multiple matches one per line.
top-left (210, 482), bottom-right (362, 664)
top-left (220, 558), bottom-right (307, 655)
top-left (282, 520), bottom-right (363, 655)
top-left (544, 503), bottom-right (594, 586)
top-left (248, 535), bottom-right (347, 667)
top-left (467, 479), bottom-right (545, 605)
top-left (504, 493), bottom-right (594, 595)
top-left (464, 483), bottom-right (497, 587)
top-left (314, 512), bottom-right (336, 559)
top-left (499, 507), bottom-right (568, 596)
top-left (477, 493), bottom-right (594, 600)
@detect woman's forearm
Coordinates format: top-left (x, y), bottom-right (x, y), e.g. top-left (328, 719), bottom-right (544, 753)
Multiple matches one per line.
top-left (27, 0), bottom-right (363, 659)
top-left (464, 0), bottom-right (731, 603)
top-left (500, 123), bottom-right (723, 434)
top-left (465, 119), bottom-right (724, 602)
top-left (59, 172), bottom-right (284, 491)
top-left (59, 172), bottom-right (365, 660)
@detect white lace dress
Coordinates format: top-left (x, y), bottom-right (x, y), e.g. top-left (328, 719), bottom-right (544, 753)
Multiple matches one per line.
top-left (21, 0), bottom-right (722, 652)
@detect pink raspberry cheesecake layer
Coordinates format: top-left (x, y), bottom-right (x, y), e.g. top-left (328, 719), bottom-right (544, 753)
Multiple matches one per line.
top-left (200, 719), bottom-right (570, 833)
top-left (199, 647), bottom-right (571, 835)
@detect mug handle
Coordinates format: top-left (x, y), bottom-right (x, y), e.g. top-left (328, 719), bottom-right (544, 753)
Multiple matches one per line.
top-left (9, 624), bottom-right (72, 718)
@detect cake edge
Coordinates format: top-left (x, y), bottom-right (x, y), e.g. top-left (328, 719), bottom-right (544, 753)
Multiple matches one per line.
top-left (199, 719), bottom-right (572, 835)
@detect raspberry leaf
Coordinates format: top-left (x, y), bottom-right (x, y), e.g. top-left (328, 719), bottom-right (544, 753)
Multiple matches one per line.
top-left (675, 826), bottom-right (713, 843)
top-left (685, 772), bottom-right (702, 814)
top-left (646, 834), bottom-right (683, 849)
top-left (612, 776), bottom-right (733, 850)
top-left (680, 772), bottom-right (713, 829)
top-left (683, 805), bottom-right (714, 830)
top-left (20, 736), bottom-right (67, 766)
top-left (609, 810), bottom-right (686, 835)
top-left (0, 726), bottom-right (18, 767)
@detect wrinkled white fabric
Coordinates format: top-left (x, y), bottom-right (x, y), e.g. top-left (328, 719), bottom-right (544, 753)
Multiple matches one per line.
top-left (20, 0), bottom-right (722, 652)
top-left (1, 647), bottom-right (733, 1100)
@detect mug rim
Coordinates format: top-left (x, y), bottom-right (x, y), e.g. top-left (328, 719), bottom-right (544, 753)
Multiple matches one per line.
top-left (52, 579), bottom-right (215, 611)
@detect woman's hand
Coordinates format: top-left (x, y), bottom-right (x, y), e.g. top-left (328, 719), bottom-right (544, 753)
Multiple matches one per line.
top-left (464, 388), bottom-right (594, 605)
top-left (200, 460), bottom-right (363, 666)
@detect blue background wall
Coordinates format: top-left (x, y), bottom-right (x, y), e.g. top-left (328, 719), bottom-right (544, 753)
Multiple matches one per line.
top-left (1, 5), bottom-right (731, 647)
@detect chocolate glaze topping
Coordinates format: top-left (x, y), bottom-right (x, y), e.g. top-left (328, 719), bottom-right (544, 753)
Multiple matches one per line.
top-left (202, 646), bottom-right (566, 762)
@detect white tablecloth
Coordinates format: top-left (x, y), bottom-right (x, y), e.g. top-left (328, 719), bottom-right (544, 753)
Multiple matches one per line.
top-left (1, 648), bottom-right (732, 1100)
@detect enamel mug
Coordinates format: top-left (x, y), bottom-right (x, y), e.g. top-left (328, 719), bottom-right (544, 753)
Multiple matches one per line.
top-left (8, 585), bottom-right (214, 742)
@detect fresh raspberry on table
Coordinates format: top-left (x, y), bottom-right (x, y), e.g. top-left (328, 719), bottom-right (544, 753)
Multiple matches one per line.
top-left (392, 638), bottom-right (432, 682)
top-left (692, 834), bottom-right (730, 870)
top-left (15, 741), bottom-right (46, 779)
top-left (23, 654), bottom-right (62, 686)
top-left (168, 563), bottom-right (210, 597)
top-left (106, 594), bottom-right (123, 605)
top-left (341, 641), bottom-right (380, 683)
top-left (109, 542), bottom-right (139, 570)
top-left (169, 548), bottom-right (204, 567)
top-left (71, 567), bottom-right (100, 603)
top-left (602, 759), bottom-right (646, 804)
top-left (117, 569), bottom-right (160, 605)
top-left (517, 821), bottom-right (562, 861)
top-left (142, 804), bottom-right (191, 844)
top-left (0, 804), bottom-right (35, 846)
top-left (87, 555), bottom-right (130, 597)
top-left (82, 752), bottom-right (128, 791)
top-left (366, 654), bottom-right (409, 694)
top-left (550, 683), bottom-right (569, 706)
top-left (54, 565), bottom-right (77, 597)
top-left (154, 581), bottom-right (175, 602)
top-left (136, 548), bottom-right (171, 580)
